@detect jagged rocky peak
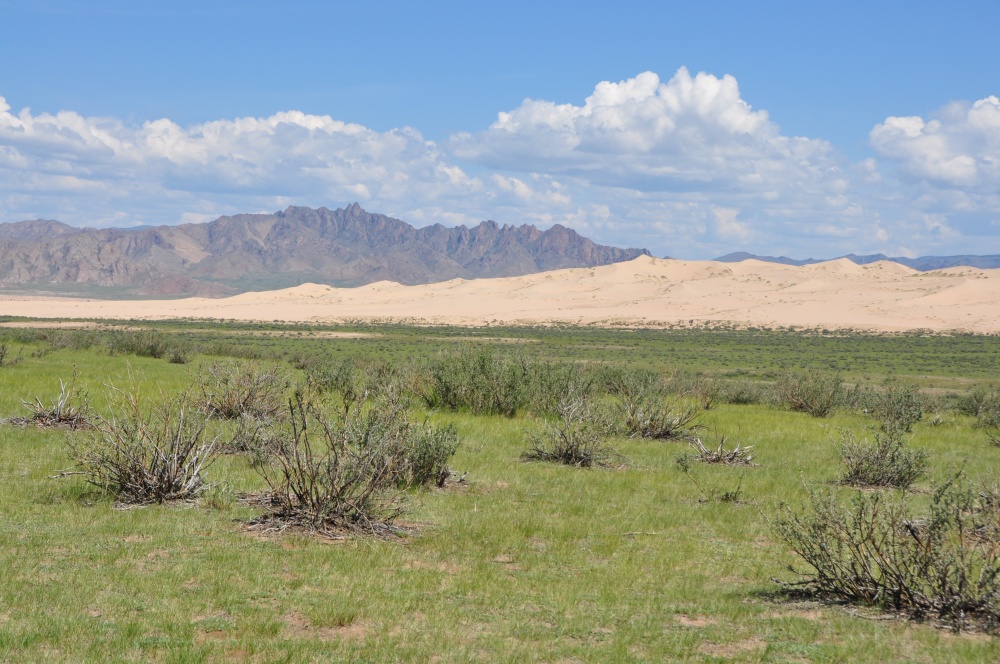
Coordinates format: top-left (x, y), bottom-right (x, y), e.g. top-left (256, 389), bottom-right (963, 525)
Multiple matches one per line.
top-left (0, 204), bottom-right (650, 297)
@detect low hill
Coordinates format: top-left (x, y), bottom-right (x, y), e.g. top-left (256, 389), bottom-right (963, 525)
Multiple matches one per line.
top-left (715, 251), bottom-right (1000, 271)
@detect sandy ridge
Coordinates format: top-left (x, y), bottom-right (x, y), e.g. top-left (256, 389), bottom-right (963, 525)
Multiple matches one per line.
top-left (2, 256), bottom-right (999, 333)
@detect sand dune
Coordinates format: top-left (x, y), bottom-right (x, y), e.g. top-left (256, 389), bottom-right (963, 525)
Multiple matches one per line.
top-left (2, 256), bottom-right (999, 332)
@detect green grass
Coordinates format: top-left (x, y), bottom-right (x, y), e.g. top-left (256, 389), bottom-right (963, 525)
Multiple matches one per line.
top-left (0, 325), bottom-right (997, 661)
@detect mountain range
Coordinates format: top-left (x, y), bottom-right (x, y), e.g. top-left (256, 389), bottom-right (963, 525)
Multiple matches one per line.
top-left (0, 204), bottom-right (649, 298)
top-left (714, 251), bottom-right (1000, 271)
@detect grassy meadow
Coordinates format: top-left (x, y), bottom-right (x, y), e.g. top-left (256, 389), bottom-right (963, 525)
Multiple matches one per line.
top-left (0, 322), bottom-right (998, 662)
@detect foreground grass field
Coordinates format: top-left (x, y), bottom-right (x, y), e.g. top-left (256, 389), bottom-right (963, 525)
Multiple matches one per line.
top-left (0, 325), bottom-right (998, 662)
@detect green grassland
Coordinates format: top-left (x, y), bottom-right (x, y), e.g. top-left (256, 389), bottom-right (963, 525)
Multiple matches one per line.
top-left (0, 323), bottom-right (998, 662)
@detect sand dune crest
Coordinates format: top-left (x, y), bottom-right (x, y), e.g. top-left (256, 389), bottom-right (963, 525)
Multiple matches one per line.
top-left (2, 257), bottom-right (999, 332)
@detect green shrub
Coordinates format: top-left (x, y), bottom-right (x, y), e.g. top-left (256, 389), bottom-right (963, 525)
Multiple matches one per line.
top-left (960, 386), bottom-right (1000, 431)
top-left (776, 371), bottom-right (843, 417)
top-left (836, 428), bottom-right (928, 490)
top-left (400, 421), bottom-right (460, 487)
top-left (666, 371), bottom-right (720, 410)
top-left (105, 329), bottom-right (171, 359)
top-left (867, 378), bottom-right (925, 433)
top-left (168, 348), bottom-right (189, 364)
top-left (307, 357), bottom-right (394, 414)
top-left (421, 346), bottom-right (532, 417)
top-left (957, 386), bottom-right (1000, 419)
top-left (719, 378), bottom-right (772, 405)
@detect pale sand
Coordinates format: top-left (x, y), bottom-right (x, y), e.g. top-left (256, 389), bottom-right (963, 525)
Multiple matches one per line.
top-left (2, 256), bottom-right (999, 333)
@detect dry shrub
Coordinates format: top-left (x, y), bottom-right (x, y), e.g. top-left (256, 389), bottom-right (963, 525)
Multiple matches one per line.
top-left (221, 412), bottom-right (289, 466)
top-left (0, 343), bottom-right (23, 367)
top-left (196, 360), bottom-right (289, 420)
top-left (253, 389), bottom-right (459, 536)
top-left (523, 384), bottom-right (620, 468)
top-left (836, 428), bottom-right (928, 491)
top-left (605, 367), bottom-right (703, 440)
top-left (632, 400), bottom-right (704, 440)
top-left (687, 434), bottom-right (755, 465)
top-left (773, 478), bottom-right (1000, 632)
top-left (12, 373), bottom-right (91, 430)
top-left (674, 453), bottom-right (747, 503)
top-left (67, 379), bottom-right (219, 504)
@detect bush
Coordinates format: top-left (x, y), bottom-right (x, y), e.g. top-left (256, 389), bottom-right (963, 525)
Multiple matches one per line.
top-left (957, 386), bottom-right (1000, 420)
top-left (400, 421), bottom-right (460, 488)
top-left (307, 357), bottom-right (406, 415)
top-left (685, 434), bottom-right (755, 465)
top-left (221, 412), bottom-right (289, 466)
top-left (256, 395), bottom-right (405, 535)
top-left (421, 346), bottom-right (532, 417)
top-left (12, 373), bottom-right (91, 429)
top-left (522, 383), bottom-right (619, 468)
top-left (773, 479), bottom-right (1000, 632)
top-left (604, 366), bottom-right (703, 440)
top-left (105, 329), bottom-right (171, 359)
top-left (719, 377), bottom-right (772, 405)
top-left (836, 428), bottom-right (928, 490)
top-left (958, 386), bottom-right (1000, 431)
top-left (776, 371), bottom-right (843, 417)
top-left (626, 398), bottom-right (704, 440)
top-left (67, 380), bottom-right (219, 504)
top-left (0, 343), bottom-right (23, 367)
top-left (528, 362), bottom-right (596, 417)
top-left (867, 378), bottom-right (924, 434)
top-left (195, 360), bottom-right (289, 420)
top-left (168, 348), bottom-right (189, 364)
top-left (665, 371), bottom-right (720, 410)
top-left (254, 390), bottom-right (459, 535)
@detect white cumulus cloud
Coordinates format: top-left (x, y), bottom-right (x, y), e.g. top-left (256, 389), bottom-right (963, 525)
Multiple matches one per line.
top-left (0, 97), bottom-right (484, 227)
top-left (870, 96), bottom-right (1000, 190)
top-left (450, 68), bottom-right (844, 197)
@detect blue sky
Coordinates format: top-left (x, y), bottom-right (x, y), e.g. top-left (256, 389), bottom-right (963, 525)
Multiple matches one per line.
top-left (1, 0), bottom-right (999, 259)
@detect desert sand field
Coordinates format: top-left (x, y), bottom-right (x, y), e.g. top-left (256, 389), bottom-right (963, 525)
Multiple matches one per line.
top-left (2, 256), bottom-right (999, 332)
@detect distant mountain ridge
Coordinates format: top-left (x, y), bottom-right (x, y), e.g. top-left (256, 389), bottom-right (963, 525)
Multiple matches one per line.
top-left (714, 251), bottom-right (1000, 271)
top-left (0, 204), bottom-right (649, 297)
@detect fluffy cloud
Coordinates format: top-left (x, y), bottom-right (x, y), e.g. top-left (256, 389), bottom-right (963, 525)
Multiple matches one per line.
top-left (0, 97), bottom-right (484, 226)
top-left (450, 68), bottom-right (845, 197)
top-left (870, 96), bottom-right (1000, 190)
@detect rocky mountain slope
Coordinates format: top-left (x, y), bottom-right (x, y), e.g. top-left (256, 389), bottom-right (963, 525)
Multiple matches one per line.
top-left (0, 204), bottom-right (649, 297)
